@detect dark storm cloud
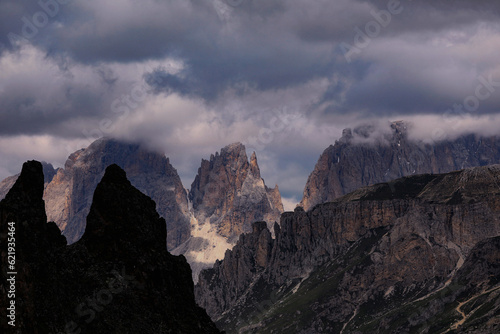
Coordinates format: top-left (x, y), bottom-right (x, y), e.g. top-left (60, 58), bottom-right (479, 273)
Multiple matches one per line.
top-left (1, 0), bottom-right (500, 203)
top-left (1, 0), bottom-right (500, 139)
top-left (0, 0), bottom-right (76, 53)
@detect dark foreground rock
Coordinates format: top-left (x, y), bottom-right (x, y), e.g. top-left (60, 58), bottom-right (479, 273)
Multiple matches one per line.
top-left (0, 161), bottom-right (221, 334)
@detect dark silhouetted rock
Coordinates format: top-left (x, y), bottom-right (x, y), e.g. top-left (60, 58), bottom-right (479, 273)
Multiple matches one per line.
top-left (0, 161), bottom-right (58, 201)
top-left (1, 162), bottom-right (221, 334)
top-left (43, 138), bottom-right (190, 249)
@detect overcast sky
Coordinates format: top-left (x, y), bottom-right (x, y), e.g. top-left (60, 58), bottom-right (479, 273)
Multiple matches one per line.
top-left (1, 0), bottom-right (500, 209)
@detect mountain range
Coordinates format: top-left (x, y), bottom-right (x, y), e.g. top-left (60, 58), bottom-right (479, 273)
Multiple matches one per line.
top-left (0, 138), bottom-right (282, 281)
top-left (1, 121), bottom-right (500, 333)
top-left (196, 164), bottom-right (500, 333)
top-left (301, 121), bottom-right (500, 210)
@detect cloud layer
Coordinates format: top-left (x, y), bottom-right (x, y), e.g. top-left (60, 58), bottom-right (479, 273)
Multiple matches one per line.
top-left (1, 0), bottom-right (500, 202)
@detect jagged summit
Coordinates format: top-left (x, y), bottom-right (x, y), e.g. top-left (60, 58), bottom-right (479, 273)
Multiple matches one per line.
top-left (188, 143), bottom-right (282, 239)
top-left (221, 142), bottom-right (246, 154)
top-left (249, 151), bottom-right (261, 178)
top-left (81, 164), bottom-right (167, 259)
top-left (4, 161), bottom-right (44, 207)
top-left (0, 161), bottom-right (58, 201)
top-left (0, 138), bottom-right (284, 284)
top-left (42, 137), bottom-right (190, 248)
top-left (176, 143), bottom-right (283, 281)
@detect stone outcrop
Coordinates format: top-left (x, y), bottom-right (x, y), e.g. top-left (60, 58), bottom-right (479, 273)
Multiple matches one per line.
top-left (0, 161), bottom-right (57, 200)
top-left (173, 143), bottom-right (283, 282)
top-left (196, 165), bottom-right (500, 333)
top-left (189, 143), bottom-right (282, 240)
top-left (300, 121), bottom-right (500, 210)
top-left (42, 138), bottom-right (190, 249)
top-left (0, 161), bottom-right (66, 332)
top-left (0, 161), bottom-right (221, 333)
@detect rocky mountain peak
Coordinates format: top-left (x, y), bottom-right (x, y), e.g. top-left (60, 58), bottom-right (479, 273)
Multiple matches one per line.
top-left (221, 141), bottom-right (246, 155)
top-left (42, 137), bottom-right (190, 249)
top-left (0, 161), bottom-right (65, 251)
top-left (249, 151), bottom-right (261, 178)
top-left (0, 161), bottom-right (65, 331)
top-left (0, 161), bottom-right (58, 201)
top-left (4, 161), bottom-right (44, 209)
top-left (300, 124), bottom-right (500, 210)
top-left (339, 128), bottom-right (353, 143)
top-left (196, 165), bottom-right (500, 333)
top-left (177, 143), bottom-right (283, 281)
top-left (188, 143), bottom-right (282, 239)
top-left (81, 164), bottom-right (167, 259)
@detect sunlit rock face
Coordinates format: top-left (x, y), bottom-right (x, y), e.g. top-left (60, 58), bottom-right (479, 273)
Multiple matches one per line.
top-left (0, 140), bottom-right (284, 283)
top-left (172, 142), bottom-right (283, 282)
top-left (41, 138), bottom-right (189, 249)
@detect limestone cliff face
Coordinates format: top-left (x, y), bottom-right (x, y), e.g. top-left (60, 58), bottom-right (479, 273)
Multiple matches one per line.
top-left (196, 165), bottom-right (500, 333)
top-left (300, 122), bottom-right (500, 211)
top-left (0, 162), bottom-right (221, 333)
top-left (173, 143), bottom-right (283, 282)
top-left (43, 138), bottom-right (190, 249)
top-left (190, 143), bottom-right (282, 239)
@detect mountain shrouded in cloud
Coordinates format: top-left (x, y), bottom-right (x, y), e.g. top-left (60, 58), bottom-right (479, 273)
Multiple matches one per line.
top-left (0, 138), bottom-right (283, 282)
top-left (1, 0), bottom-right (500, 202)
top-left (301, 121), bottom-right (500, 210)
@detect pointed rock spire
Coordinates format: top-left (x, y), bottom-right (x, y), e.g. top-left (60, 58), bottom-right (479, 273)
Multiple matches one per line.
top-left (249, 151), bottom-right (261, 178)
top-left (82, 164), bottom-right (167, 259)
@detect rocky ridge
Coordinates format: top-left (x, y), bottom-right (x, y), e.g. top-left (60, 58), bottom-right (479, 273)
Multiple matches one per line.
top-left (22, 138), bottom-right (190, 250)
top-left (172, 143), bottom-right (283, 282)
top-left (300, 122), bottom-right (500, 210)
top-left (0, 161), bottom-right (221, 333)
top-left (196, 165), bottom-right (500, 333)
top-left (0, 161), bottom-right (57, 200)
top-left (0, 139), bottom-right (283, 282)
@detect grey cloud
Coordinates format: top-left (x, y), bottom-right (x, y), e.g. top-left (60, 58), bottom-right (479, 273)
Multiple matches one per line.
top-left (3, 0), bottom-right (499, 107)
top-left (1, 0), bottom-right (500, 201)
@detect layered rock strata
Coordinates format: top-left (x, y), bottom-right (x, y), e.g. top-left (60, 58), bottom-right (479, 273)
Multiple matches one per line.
top-left (196, 165), bottom-right (500, 333)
